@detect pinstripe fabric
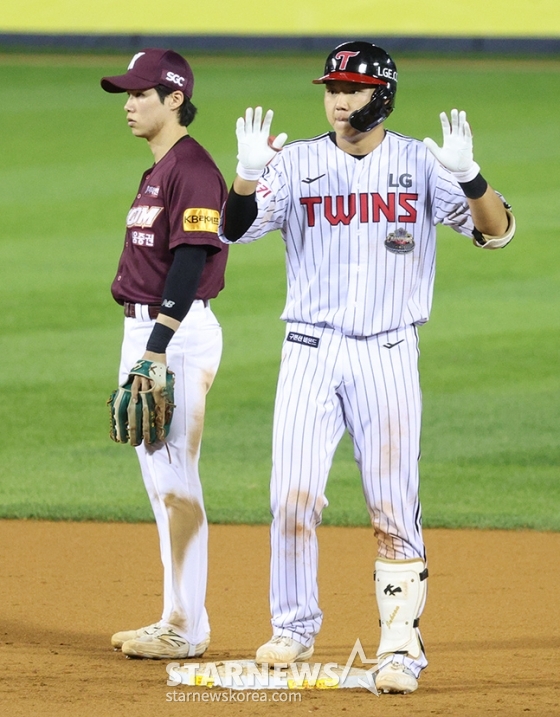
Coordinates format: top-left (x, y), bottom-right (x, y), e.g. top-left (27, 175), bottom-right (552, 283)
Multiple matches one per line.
top-left (228, 131), bottom-right (475, 337)
top-left (219, 129), bottom-right (488, 673)
top-left (269, 323), bottom-right (424, 647)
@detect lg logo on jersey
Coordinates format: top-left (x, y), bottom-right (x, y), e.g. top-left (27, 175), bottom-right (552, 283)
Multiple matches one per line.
top-left (389, 173), bottom-right (412, 188)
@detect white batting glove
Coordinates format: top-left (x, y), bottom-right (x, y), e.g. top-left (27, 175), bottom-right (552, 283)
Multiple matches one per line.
top-left (235, 107), bottom-right (288, 181)
top-left (423, 109), bottom-right (480, 183)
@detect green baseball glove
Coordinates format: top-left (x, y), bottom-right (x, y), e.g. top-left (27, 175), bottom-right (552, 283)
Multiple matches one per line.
top-left (108, 359), bottom-right (175, 446)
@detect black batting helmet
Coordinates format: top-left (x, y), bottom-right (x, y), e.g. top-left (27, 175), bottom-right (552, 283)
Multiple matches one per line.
top-left (313, 41), bottom-right (398, 132)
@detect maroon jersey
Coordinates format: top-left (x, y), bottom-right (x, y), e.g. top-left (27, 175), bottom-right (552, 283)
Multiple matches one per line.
top-left (112, 135), bottom-right (228, 305)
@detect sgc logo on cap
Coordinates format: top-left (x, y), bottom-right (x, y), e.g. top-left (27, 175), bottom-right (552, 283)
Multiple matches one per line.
top-left (165, 71), bottom-right (185, 87)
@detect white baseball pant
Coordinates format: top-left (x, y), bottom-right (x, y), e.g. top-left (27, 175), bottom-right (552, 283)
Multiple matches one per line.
top-left (118, 300), bottom-right (222, 646)
top-left (268, 321), bottom-right (426, 672)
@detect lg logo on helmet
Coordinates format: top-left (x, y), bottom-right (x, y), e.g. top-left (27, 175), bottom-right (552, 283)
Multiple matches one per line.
top-left (378, 67), bottom-right (397, 81)
top-left (335, 51), bottom-right (397, 82)
top-left (165, 72), bottom-right (185, 87)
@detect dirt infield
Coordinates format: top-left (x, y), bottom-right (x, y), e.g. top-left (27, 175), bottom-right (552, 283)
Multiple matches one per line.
top-left (1, 521), bottom-right (559, 716)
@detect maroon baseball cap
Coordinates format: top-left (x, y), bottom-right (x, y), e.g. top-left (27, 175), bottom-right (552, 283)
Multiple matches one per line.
top-left (101, 48), bottom-right (194, 97)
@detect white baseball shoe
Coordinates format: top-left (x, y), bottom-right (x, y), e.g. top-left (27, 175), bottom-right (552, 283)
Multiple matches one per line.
top-left (121, 625), bottom-right (210, 660)
top-left (375, 661), bottom-right (418, 694)
top-left (255, 636), bottom-right (314, 665)
top-left (111, 622), bottom-right (162, 649)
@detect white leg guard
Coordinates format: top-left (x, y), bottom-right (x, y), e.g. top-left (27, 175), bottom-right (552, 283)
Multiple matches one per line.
top-left (374, 558), bottom-right (428, 660)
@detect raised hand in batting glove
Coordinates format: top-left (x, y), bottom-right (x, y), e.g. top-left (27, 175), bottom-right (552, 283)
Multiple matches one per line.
top-left (236, 106), bottom-right (288, 181)
top-left (423, 109), bottom-right (480, 183)
top-left (108, 359), bottom-right (175, 447)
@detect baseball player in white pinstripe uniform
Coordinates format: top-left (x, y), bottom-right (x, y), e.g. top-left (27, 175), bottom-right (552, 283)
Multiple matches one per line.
top-left (220, 41), bottom-right (515, 694)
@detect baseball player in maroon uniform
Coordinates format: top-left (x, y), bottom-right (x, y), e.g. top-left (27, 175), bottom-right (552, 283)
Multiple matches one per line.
top-left (101, 49), bottom-right (228, 659)
top-left (220, 41), bottom-right (515, 693)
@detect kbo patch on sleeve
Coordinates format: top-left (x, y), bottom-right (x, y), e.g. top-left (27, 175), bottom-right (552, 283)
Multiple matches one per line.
top-left (183, 208), bottom-right (220, 233)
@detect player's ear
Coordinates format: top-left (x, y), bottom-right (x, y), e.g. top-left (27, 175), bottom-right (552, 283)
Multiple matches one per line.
top-left (166, 90), bottom-right (185, 111)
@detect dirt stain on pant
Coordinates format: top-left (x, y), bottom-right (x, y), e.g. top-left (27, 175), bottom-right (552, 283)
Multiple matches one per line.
top-left (163, 494), bottom-right (205, 631)
top-left (187, 407), bottom-right (206, 462)
top-left (278, 489), bottom-right (327, 562)
top-left (187, 369), bottom-right (216, 461)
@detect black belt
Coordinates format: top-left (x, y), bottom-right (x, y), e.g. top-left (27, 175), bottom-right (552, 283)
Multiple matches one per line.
top-left (123, 302), bottom-right (160, 319)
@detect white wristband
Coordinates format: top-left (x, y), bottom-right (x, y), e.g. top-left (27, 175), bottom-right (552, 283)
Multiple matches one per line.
top-left (452, 161), bottom-right (481, 183)
top-left (236, 162), bottom-right (264, 182)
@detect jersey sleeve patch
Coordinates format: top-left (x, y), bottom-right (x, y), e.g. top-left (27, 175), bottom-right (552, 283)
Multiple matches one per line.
top-left (183, 208), bottom-right (220, 233)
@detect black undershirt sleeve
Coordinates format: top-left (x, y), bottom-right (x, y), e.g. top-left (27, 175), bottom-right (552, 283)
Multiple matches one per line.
top-left (145, 244), bottom-right (208, 354)
top-left (158, 243), bottom-right (208, 321)
top-left (222, 188), bottom-right (258, 242)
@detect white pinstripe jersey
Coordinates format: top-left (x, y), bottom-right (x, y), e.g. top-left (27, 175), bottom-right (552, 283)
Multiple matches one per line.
top-left (225, 130), bottom-right (479, 338)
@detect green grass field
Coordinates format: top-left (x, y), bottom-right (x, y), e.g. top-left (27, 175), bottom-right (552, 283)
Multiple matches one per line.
top-left (0, 53), bottom-right (559, 529)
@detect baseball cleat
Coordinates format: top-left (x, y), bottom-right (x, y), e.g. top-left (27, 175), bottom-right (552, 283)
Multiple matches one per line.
top-left (255, 636), bottom-right (314, 665)
top-left (375, 661), bottom-right (418, 694)
top-left (121, 625), bottom-right (210, 659)
top-left (111, 621), bottom-right (162, 649)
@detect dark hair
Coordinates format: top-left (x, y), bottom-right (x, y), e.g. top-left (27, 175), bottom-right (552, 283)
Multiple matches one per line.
top-left (154, 84), bottom-right (197, 127)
